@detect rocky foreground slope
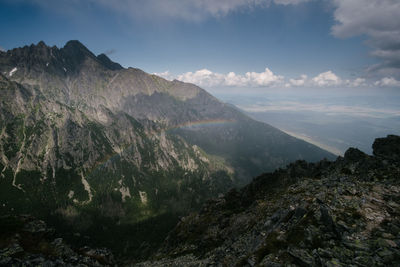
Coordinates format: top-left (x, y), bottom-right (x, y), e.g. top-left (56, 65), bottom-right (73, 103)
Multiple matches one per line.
top-left (136, 135), bottom-right (400, 266)
top-left (0, 215), bottom-right (115, 266)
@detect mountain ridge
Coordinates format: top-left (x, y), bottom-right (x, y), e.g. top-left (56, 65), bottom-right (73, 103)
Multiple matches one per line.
top-left (0, 40), bottom-right (334, 176)
top-left (0, 40), bottom-right (334, 258)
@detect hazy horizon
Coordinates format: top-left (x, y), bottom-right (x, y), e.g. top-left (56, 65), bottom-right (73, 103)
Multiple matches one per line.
top-left (213, 87), bottom-right (400, 155)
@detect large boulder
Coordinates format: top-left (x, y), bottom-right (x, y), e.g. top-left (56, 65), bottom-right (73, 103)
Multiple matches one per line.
top-left (373, 135), bottom-right (400, 161)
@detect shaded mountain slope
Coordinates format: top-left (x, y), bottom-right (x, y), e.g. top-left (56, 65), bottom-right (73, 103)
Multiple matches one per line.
top-left (0, 73), bottom-right (232, 258)
top-left (0, 40), bottom-right (334, 258)
top-left (137, 135), bottom-right (400, 266)
top-left (0, 40), bottom-right (334, 184)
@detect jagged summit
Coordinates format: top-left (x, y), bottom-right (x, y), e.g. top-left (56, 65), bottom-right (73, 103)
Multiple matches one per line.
top-left (36, 40), bottom-right (47, 47)
top-left (63, 40), bottom-right (88, 50)
top-left (61, 40), bottom-right (98, 70)
top-left (97, 53), bottom-right (123, 70)
top-left (0, 40), bottom-right (123, 76)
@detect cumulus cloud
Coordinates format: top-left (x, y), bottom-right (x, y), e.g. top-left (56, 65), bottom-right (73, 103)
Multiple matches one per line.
top-left (152, 70), bottom-right (175, 81)
top-left (289, 74), bottom-right (308, 86)
top-left (176, 68), bottom-right (284, 87)
top-left (289, 72), bottom-right (367, 88)
top-left (312, 71), bottom-right (342, 87)
top-left (154, 69), bottom-right (375, 88)
top-left (374, 77), bottom-right (400, 87)
top-left (346, 78), bottom-right (366, 87)
top-left (332, 0), bottom-right (400, 77)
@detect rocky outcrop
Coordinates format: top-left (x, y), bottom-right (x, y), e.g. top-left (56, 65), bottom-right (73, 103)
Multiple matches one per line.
top-left (0, 215), bottom-right (115, 266)
top-left (373, 135), bottom-right (400, 162)
top-left (136, 135), bottom-right (400, 266)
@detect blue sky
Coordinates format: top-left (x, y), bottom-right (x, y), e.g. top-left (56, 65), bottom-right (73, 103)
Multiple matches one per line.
top-left (1, 0), bottom-right (400, 90)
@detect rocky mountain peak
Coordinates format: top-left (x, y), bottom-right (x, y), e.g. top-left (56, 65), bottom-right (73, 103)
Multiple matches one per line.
top-left (0, 40), bottom-right (123, 78)
top-left (36, 40), bottom-right (47, 48)
top-left (62, 40), bottom-right (95, 57)
top-left (96, 53), bottom-right (123, 70)
top-left (59, 40), bottom-right (99, 73)
top-left (62, 40), bottom-right (96, 59)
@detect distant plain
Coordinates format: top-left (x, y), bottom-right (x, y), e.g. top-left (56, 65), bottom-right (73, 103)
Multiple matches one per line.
top-left (216, 88), bottom-right (400, 155)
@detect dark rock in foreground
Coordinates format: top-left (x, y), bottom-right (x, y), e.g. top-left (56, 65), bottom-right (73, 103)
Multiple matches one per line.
top-left (135, 135), bottom-right (400, 266)
top-left (0, 215), bottom-right (115, 266)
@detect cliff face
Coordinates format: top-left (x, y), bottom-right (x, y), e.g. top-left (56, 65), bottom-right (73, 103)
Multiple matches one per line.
top-left (137, 135), bottom-right (400, 266)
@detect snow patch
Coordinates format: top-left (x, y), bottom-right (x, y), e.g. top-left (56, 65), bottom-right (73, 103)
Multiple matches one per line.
top-left (46, 62), bottom-right (49, 67)
top-left (68, 190), bottom-right (74, 199)
top-left (63, 67), bottom-right (67, 72)
top-left (9, 67), bottom-right (17, 77)
top-left (139, 191), bottom-right (148, 205)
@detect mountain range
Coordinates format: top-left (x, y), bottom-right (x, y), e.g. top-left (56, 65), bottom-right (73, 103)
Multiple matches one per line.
top-left (0, 40), bottom-right (334, 257)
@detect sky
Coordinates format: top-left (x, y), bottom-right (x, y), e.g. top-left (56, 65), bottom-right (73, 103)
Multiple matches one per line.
top-left (1, 0), bottom-right (400, 92)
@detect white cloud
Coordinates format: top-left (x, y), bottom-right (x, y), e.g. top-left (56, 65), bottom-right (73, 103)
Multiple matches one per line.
top-left (289, 74), bottom-right (308, 86)
top-left (177, 69), bottom-right (225, 87)
top-left (245, 68), bottom-right (284, 86)
top-left (153, 70), bottom-right (175, 81)
top-left (0, 46), bottom-right (5, 52)
top-left (176, 67), bottom-right (284, 87)
top-left (154, 69), bottom-right (375, 88)
top-left (312, 71), bottom-right (342, 87)
top-left (346, 77), bottom-right (366, 87)
top-left (332, 0), bottom-right (400, 77)
top-left (374, 77), bottom-right (400, 87)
